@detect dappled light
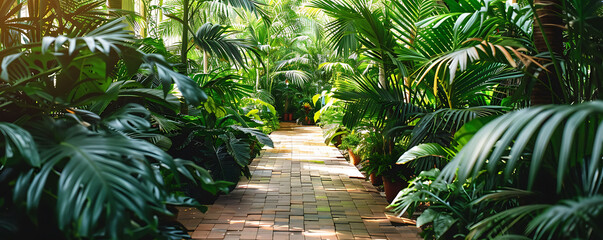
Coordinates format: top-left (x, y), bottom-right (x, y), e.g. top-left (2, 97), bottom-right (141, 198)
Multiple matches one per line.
top-left (303, 230), bottom-right (337, 237)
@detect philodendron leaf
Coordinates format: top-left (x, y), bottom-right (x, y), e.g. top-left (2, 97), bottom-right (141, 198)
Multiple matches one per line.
top-left (221, 133), bottom-right (251, 167)
top-left (103, 103), bottom-right (151, 133)
top-left (433, 213), bottom-right (457, 238)
top-left (230, 125), bottom-right (274, 148)
top-left (417, 208), bottom-right (437, 227)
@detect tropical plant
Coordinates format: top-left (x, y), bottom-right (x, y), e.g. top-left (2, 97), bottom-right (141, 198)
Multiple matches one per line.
top-left (439, 101), bottom-right (603, 239)
top-left (340, 131), bottom-right (361, 152)
top-left (1, 108), bottom-right (229, 239)
top-left (0, 2), bottom-right (227, 238)
top-left (158, 0), bottom-right (269, 69)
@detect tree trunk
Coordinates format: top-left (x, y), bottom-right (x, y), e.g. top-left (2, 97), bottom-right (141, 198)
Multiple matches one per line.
top-left (180, 0), bottom-right (189, 71)
top-left (203, 50), bottom-right (209, 74)
top-left (107, 0), bottom-right (122, 9)
top-left (255, 68), bottom-right (260, 91)
top-left (531, 0), bottom-right (563, 105)
top-left (139, 0), bottom-right (146, 37)
top-left (378, 63), bottom-right (386, 88)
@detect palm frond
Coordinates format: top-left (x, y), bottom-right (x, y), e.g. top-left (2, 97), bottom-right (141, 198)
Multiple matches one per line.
top-left (193, 71), bottom-right (253, 106)
top-left (193, 22), bottom-right (254, 68)
top-left (440, 101), bottom-right (603, 195)
top-left (271, 70), bottom-right (311, 87)
top-left (14, 118), bottom-right (173, 238)
top-left (318, 62), bottom-right (354, 73)
top-left (397, 143), bottom-right (454, 165)
top-left (274, 56), bottom-right (310, 70)
top-left (528, 195), bottom-right (603, 239)
top-left (388, 0), bottom-right (438, 47)
top-left (415, 39), bottom-right (538, 87)
top-left (409, 106), bottom-right (503, 147)
top-left (334, 74), bottom-right (422, 129)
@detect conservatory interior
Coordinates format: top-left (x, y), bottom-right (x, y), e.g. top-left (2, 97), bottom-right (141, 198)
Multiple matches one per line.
top-left (0, 0), bottom-right (601, 239)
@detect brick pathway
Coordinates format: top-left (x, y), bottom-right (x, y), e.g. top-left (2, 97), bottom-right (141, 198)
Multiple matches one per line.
top-left (178, 123), bottom-right (422, 239)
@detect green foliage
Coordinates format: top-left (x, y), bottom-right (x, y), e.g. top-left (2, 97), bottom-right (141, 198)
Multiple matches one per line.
top-left (311, 0), bottom-right (602, 239)
top-left (1, 108), bottom-right (219, 239)
top-left (397, 143), bottom-right (454, 165)
top-left (193, 23), bottom-right (256, 68)
top-left (241, 97), bottom-right (279, 133)
top-left (340, 131), bottom-right (361, 151)
top-left (440, 101), bottom-right (603, 239)
top-left (0, 3), bottom-right (246, 239)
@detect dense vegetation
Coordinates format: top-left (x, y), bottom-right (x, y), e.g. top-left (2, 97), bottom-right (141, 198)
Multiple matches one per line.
top-left (0, 0), bottom-right (601, 239)
top-left (311, 0), bottom-right (602, 239)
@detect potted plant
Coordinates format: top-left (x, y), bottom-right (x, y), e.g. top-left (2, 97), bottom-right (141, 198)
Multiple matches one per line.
top-left (355, 129), bottom-right (413, 202)
top-left (361, 153), bottom-right (412, 203)
top-left (340, 131), bottom-right (362, 165)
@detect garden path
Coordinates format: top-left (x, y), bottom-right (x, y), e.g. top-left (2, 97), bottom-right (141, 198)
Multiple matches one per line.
top-left (178, 123), bottom-right (422, 240)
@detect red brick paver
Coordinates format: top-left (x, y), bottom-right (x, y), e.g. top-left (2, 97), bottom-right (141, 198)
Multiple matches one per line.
top-left (178, 123), bottom-right (422, 239)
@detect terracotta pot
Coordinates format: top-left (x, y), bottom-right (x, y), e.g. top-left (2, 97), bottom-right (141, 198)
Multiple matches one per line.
top-left (370, 173), bottom-right (383, 186)
top-left (382, 176), bottom-right (404, 203)
top-left (348, 149), bottom-right (361, 165)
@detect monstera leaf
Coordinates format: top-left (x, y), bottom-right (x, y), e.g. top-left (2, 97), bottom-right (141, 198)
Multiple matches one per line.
top-left (12, 117), bottom-right (183, 238)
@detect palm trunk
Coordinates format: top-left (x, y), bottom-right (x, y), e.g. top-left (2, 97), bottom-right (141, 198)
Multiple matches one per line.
top-left (108, 0), bottom-right (122, 9)
top-left (203, 50), bottom-right (209, 73)
top-left (378, 64), bottom-right (386, 88)
top-left (531, 0), bottom-right (563, 105)
top-left (255, 68), bottom-right (260, 91)
top-left (180, 0), bottom-right (189, 71)
top-left (139, 0), bottom-right (146, 37)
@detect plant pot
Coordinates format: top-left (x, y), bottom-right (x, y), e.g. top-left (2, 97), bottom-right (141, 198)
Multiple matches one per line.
top-left (382, 176), bottom-right (404, 203)
top-left (348, 149), bottom-right (361, 165)
top-left (370, 173), bottom-right (383, 186)
top-left (303, 116), bottom-right (313, 125)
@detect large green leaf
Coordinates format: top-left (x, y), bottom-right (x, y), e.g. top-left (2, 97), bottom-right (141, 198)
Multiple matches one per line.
top-left (193, 23), bottom-right (254, 68)
top-left (0, 123), bottom-right (40, 167)
top-left (221, 133), bottom-right (251, 167)
top-left (102, 103), bottom-right (151, 133)
top-left (141, 54), bottom-right (208, 105)
top-left (15, 118), bottom-right (173, 238)
top-left (440, 101), bottom-right (603, 193)
top-left (230, 125), bottom-right (274, 148)
top-left (397, 143), bottom-right (454, 165)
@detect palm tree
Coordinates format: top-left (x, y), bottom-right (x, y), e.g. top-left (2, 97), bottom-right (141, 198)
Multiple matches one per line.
top-left (159, 0), bottom-right (268, 70)
top-left (531, 0), bottom-right (564, 104)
